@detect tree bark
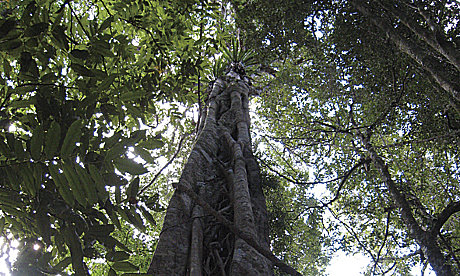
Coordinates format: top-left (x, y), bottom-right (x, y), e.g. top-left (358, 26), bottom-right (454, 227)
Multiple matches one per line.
top-left (350, 0), bottom-right (460, 102)
top-left (359, 133), bottom-right (454, 276)
top-left (378, 0), bottom-right (460, 71)
top-left (147, 71), bottom-right (274, 275)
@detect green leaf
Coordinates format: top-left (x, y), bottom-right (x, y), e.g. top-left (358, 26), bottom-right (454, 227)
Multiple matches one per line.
top-left (101, 103), bottom-right (119, 116)
top-left (1, 205), bottom-right (25, 217)
top-left (95, 235), bottom-right (131, 253)
top-left (86, 224), bottom-right (115, 237)
top-left (21, 2), bottom-right (36, 25)
top-left (0, 140), bottom-right (12, 158)
top-left (24, 22), bottom-right (48, 37)
top-left (48, 163), bottom-right (75, 207)
top-left (122, 273), bottom-right (153, 276)
top-left (99, 16), bottom-right (114, 32)
top-left (105, 143), bottom-right (126, 161)
top-left (99, 74), bottom-right (117, 91)
top-left (62, 226), bottom-right (86, 275)
top-left (44, 121), bottom-right (61, 158)
top-left (71, 63), bottom-right (95, 77)
top-left (8, 99), bottom-right (34, 109)
top-left (61, 161), bottom-right (87, 207)
top-left (125, 207), bottom-right (146, 232)
top-left (74, 163), bottom-right (98, 206)
top-left (115, 185), bottom-right (121, 204)
top-left (60, 120), bottom-right (83, 158)
top-left (139, 205), bottom-right (156, 226)
top-left (139, 139), bottom-right (164, 150)
top-left (70, 49), bottom-right (90, 60)
top-left (133, 147), bottom-right (156, 164)
top-left (112, 261), bottom-right (139, 272)
top-left (120, 91), bottom-right (145, 102)
top-left (106, 251), bottom-right (130, 262)
top-left (51, 25), bottom-right (68, 51)
top-left (114, 158), bottom-right (148, 175)
top-left (126, 177), bottom-right (140, 199)
top-left (0, 39), bottom-right (22, 51)
top-left (14, 139), bottom-right (27, 160)
top-left (104, 202), bottom-right (121, 229)
top-left (40, 72), bottom-right (57, 83)
top-left (36, 210), bottom-right (51, 244)
top-left (0, 19), bottom-right (17, 39)
top-left (91, 68), bottom-right (109, 79)
top-left (0, 217), bottom-right (4, 233)
top-left (52, 256), bottom-right (71, 272)
top-left (30, 124), bottom-right (44, 160)
top-left (88, 164), bottom-right (109, 202)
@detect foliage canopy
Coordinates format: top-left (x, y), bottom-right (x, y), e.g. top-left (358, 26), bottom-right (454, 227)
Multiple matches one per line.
top-left (0, 0), bottom-right (459, 275)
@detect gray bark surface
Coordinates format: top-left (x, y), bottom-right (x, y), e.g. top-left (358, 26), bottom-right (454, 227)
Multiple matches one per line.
top-left (148, 71), bottom-right (273, 275)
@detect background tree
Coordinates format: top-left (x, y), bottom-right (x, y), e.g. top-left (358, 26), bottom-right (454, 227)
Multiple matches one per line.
top-left (234, 0), bottom-right (460, 275)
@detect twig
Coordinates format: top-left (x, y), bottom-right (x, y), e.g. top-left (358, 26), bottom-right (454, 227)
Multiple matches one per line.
top-left (375, 131), bottom-right (460, 149)
top-left (137, 132), bottom-right (190, 196)
top-left (327, 206), bottom-right (378, 267)
top-left (372, 210), bottom-right (391, 275)
top-left (68, 4), bottom-right (91, 39)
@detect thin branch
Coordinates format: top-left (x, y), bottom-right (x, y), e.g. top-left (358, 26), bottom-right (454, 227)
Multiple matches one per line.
top-left (68, 4), bottom-right (91, 39)
top-left (259, 157), bottom-right (348, 186)
top-left (137, 132), bottom-right (190, 196)
top-left (99, 0), bottom-right (113, 17)
top-left (327, 206), bottom-right (378, 266)
top-left (373, 210), bottom-right (391, 275)
top-left (381, 262), bottom-right (397, 276)
top-left (375, 131), bottom-right (460, 149)
top-left (439, 233), bottom-right (460, 271)
top-left (302, 159), bottom-right (367, 211)
top-left (377, 249), bottom-right (422, 262)
top-left (16, 82), bottom-right (78, 90)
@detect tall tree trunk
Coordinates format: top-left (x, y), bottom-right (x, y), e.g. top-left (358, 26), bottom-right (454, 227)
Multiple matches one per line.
top-left (350, 0), bottom-right (460, 102)
top-left (378, 1), bottom-right (460, 72)
top-left (147, 70), bottom-right (274, 275)
top-left (358, 133), bottom-right (454, 276)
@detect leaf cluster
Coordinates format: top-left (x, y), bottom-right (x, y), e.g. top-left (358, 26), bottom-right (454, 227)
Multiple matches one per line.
top-left (0, 0), bottom-right (220, 274)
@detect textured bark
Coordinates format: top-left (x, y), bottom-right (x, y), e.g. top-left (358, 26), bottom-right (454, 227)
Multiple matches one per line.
top-left (148, 71), bottom-right (273, 275)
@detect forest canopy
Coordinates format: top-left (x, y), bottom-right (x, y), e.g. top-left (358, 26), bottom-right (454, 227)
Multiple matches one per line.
top-left (0, 0), bottom-right (458, 275)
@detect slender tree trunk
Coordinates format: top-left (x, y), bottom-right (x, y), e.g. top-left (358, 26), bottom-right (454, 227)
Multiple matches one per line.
top-left (148, 70), bottom-right (273, 275)
top-left (359, 134), bottom-right (454, 276)
top-left (350, 0), bottom-right (460, 102)
top-left (378, 1), bottom-right (460, 71)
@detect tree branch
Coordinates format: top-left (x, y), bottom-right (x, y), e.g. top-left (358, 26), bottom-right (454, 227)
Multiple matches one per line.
top-left (373, 210), bottom-right (391, 275)
top-left (431, 201), bottom-right (460, 234)
top-left (350, 0), bottom-right (460, 101)
top-left (137, 132), bottom-right (190, 197)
